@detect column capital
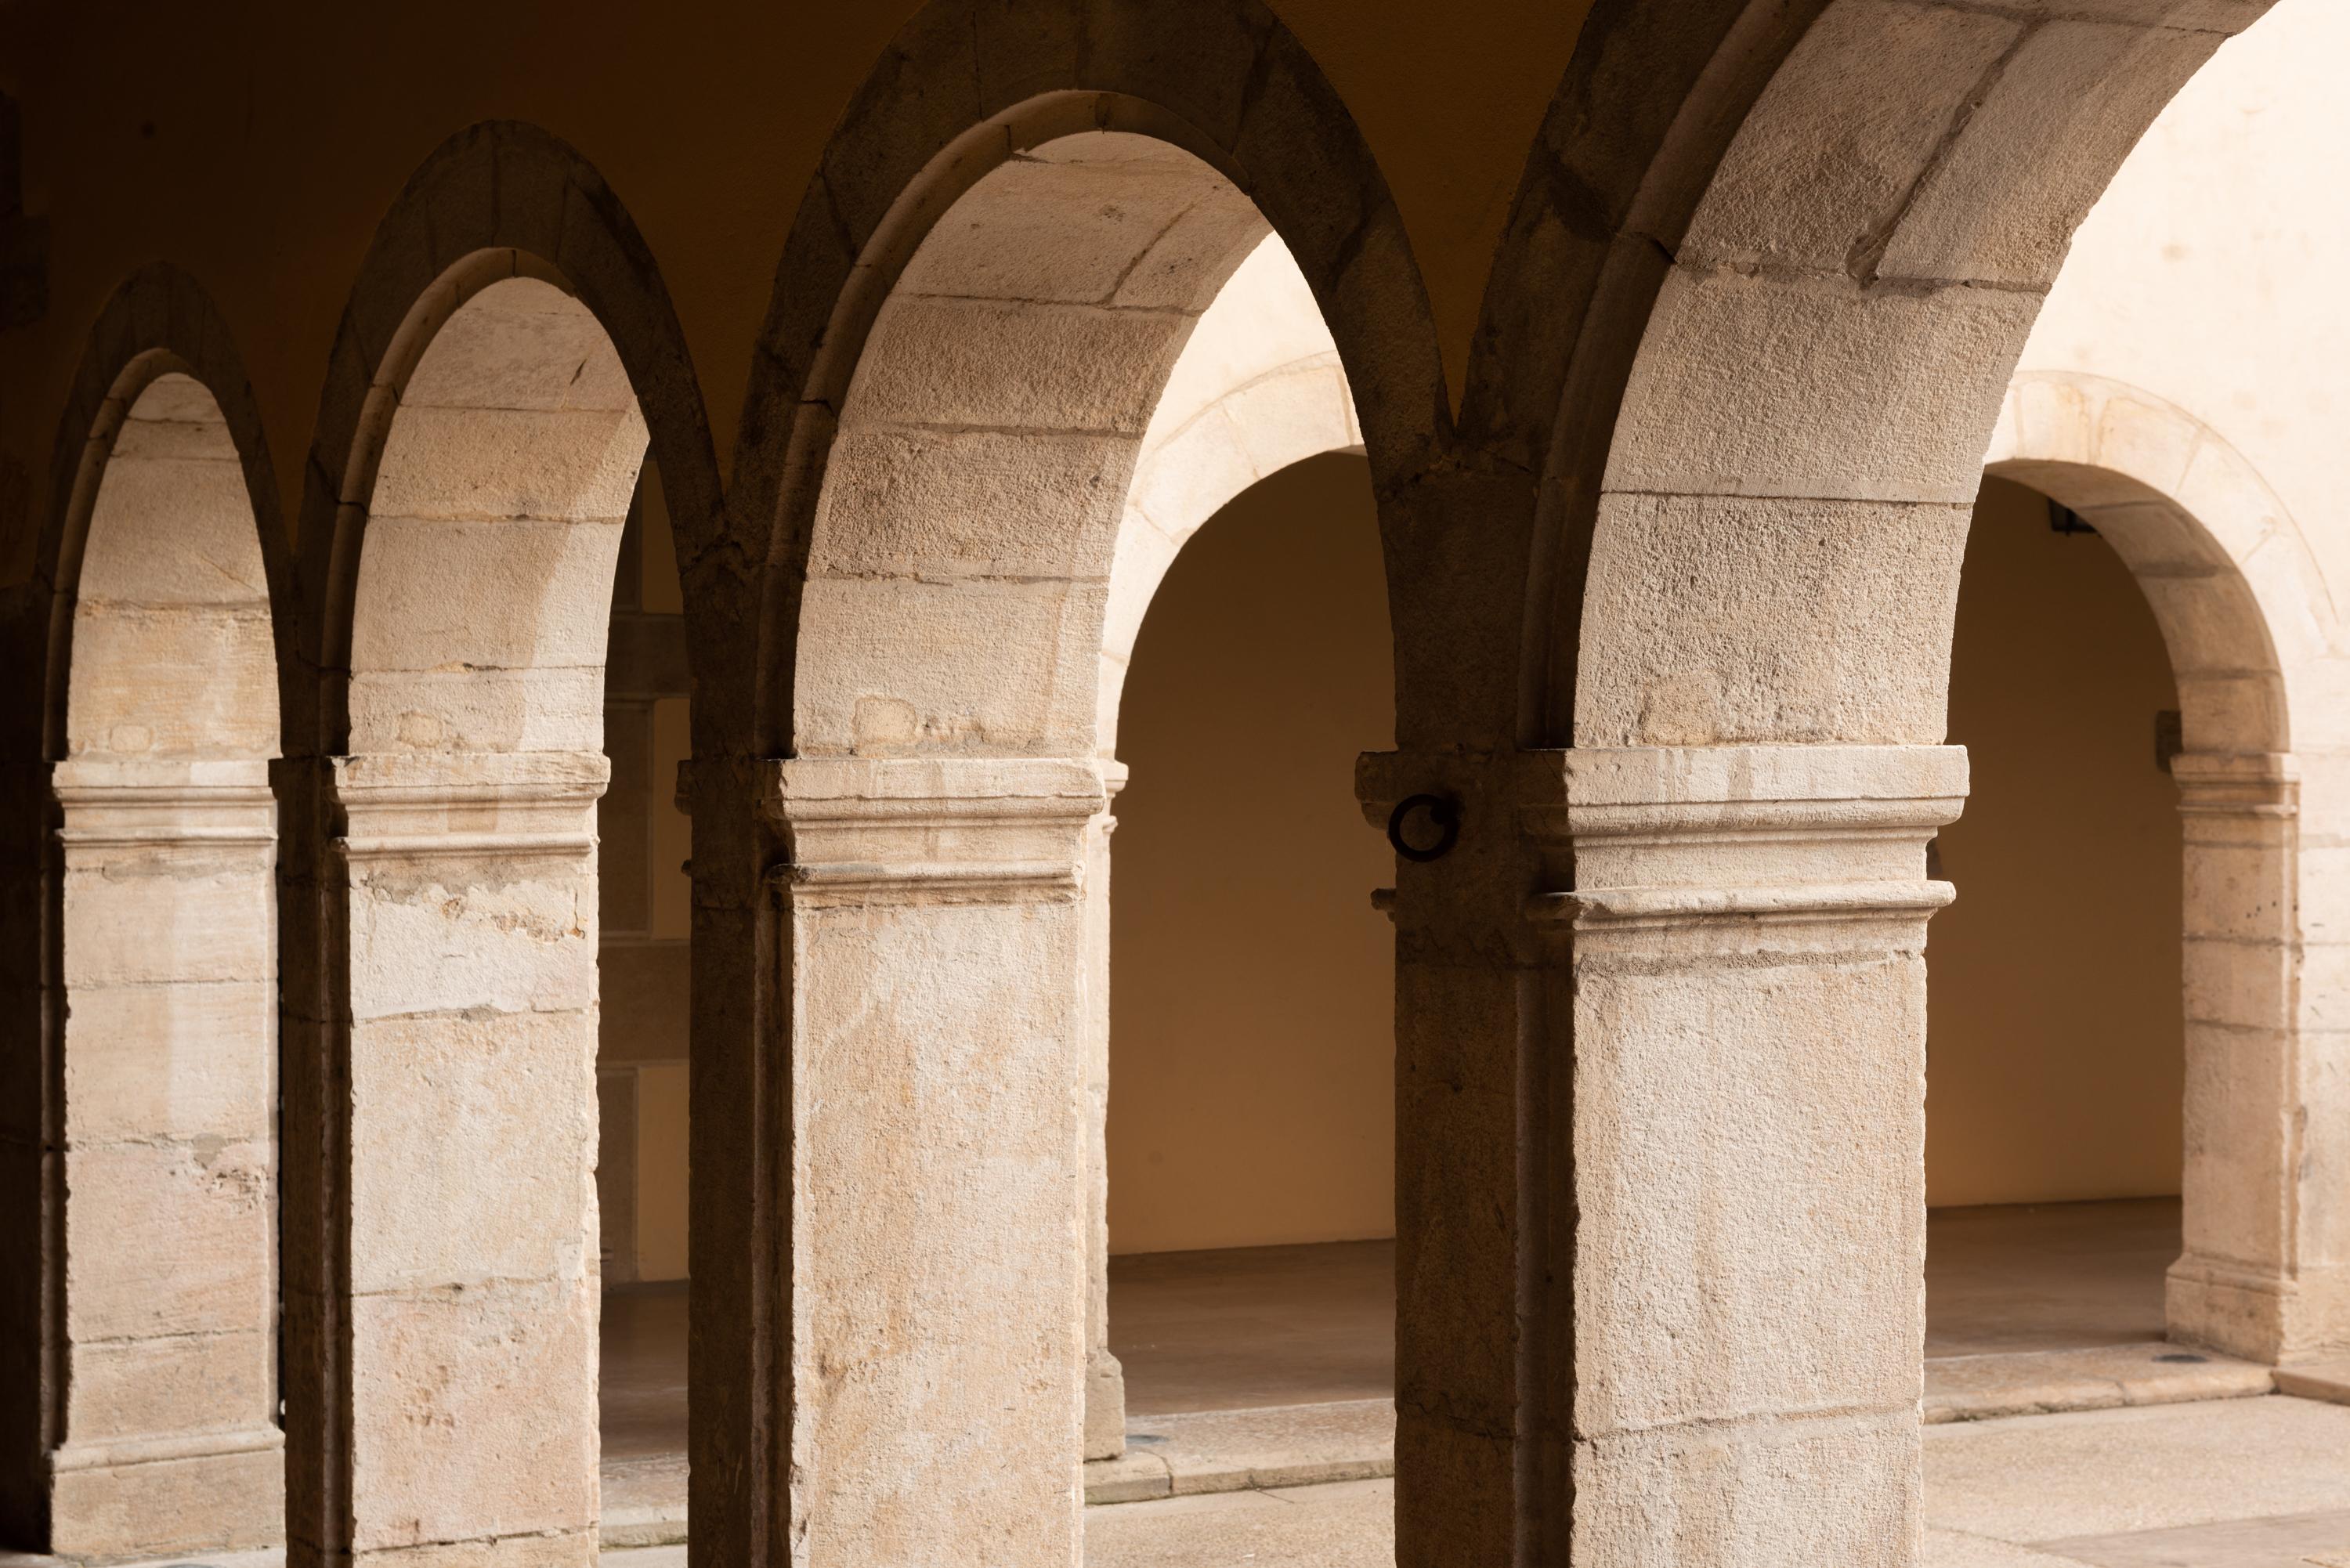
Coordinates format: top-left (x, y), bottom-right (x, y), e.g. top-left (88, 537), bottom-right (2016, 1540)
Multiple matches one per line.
top-left (1527, 744), bottom-right (1967, 936)
top-left (763, 754), bottom-right (1107, 906)
top-left (52, 756), bottom-right (276, 850)
top-left (328, 749), bottom-right (609, 861)
top-left (2172, 750), bottom-right (2297, 816)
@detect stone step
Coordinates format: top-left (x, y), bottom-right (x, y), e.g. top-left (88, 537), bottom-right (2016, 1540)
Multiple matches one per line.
top-left (1085, 1398), bottom-right (1395, 1505)
top-left (1924, 1341), bottom-right (2272, 1424)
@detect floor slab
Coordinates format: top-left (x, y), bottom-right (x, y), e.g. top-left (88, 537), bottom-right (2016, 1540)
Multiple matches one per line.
top-left (1108, 1239), bottom-right (1394, 1414)
top-left (1923, 1198), bottom-right (2178, 1359)
top-left (1924, 1395), bottom-right (2350, 1543)
top-left (1084, 1477), bottom-right (1396, 1568)
top-left (591, 1198), bottom-right (2196, 1538)
top-left (1080, 1398), bottom-right (2350, 1567)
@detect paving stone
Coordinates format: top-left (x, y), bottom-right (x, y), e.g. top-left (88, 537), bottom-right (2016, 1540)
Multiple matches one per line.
top-left (1083, 1477), bottom-right (1394, 1568)
top-left (1925, 1396), bottom-right (2350, 1544)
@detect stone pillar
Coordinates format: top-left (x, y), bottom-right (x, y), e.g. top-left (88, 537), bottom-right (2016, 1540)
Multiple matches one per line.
top-left (1531, 744), bottom-right (1963, 1563)
top-left (765, 755), bottom-right (1101, 1565)
top-left (2166, 752), bottom-right (2350, 1363)
top-left (44, 757), bottom-right (284, 1557)
top-left (293, 750), bottom-right (605, 1568)
top-left (1083, 763), bottom-right (1127, 1463)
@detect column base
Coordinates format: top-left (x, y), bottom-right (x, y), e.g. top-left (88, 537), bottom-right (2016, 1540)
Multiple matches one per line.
top-left (1085, 1347), bottom-right (1126, 1461)
top-left (2169, 1253), bottom-right (2350, 1365)
top-left (49, 1427), bottom-right (284, 1559)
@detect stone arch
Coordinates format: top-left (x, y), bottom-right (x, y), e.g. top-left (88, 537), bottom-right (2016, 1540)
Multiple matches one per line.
top-left (0, 269), bottom-right (290, 1559)
top-left (1986, 369), bottom-right (2349, 1366)
top-left (708, 14), bottom-right (1446, 1559)
top-left (733, 5), bottom-right (1448, 759)
top-left (765, 122), bottom-right (1387, 1563)
top-left (1096, 232), bottom-right (1362, 758)
top-left (1441, 4), bottom-right (2277, 1561)
top-left (1076, 230), bottom-right (1363, 1460)
top-left (1985, 372), bottom-right (2317, 758)
top-left (292, 123), bottom-right (720, 760)
top-left (280, 125), bottom-right (716, 1568)
top-left (1574, 4), bottom-right (2271, 750)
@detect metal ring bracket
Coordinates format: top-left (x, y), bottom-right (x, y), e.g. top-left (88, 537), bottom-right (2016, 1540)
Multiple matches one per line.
top-left (1386, 793), bottom-right (1461, 862)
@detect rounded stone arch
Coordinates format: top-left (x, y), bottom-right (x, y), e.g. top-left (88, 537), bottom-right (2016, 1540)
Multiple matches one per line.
top-left (275, 123), bottom-right (721, 1568)
top-left (1471, 0), bottom-right (2275, 745)
top-left (1426, 5), bottom-right (2281, 1561)
top-left (1572, 0), bottom-right (2272, 749)
top-left (1984, 370), bottom-right (2347, 1365)
top-left (711, 9), bottom-right (1437, 1557)
top-left (1985, 370), bottom-right (2332, 758)
top-left (290, 120), bottom-right (721, 761)
top-left (1096, 232), bottom-right (1362, 757)
top-left (732, 0), bottom-right (1448, 757)
top-left (3, 265), bottom-right (294, 1557)
top-left (32, 265), bottom-right (292, 760)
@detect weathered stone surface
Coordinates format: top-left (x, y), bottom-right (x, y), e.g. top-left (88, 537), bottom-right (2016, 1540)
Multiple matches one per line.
top-left (1574, 1409), bottom-right (1921, 1564)
top-left (62, 978), bottom-right (274, 1141)
top-left (352, 516), bottom-right (627, 673)
top-left (1578, 493), bottom-right (1969, 747)
top-left (349, 1281), bottom-right (597, 1552)
top-left (1607, 266), bottom-right (2039, 506)
top-left (1881, 23), bottom-right (2218, 287)
top-left (64, 1136), bottom-right (273, 1342)
top-left (62, 1327), bottom-right (276, 1442)
top-left (345, 862), bottom-right (595, 1020)
top-left (349, 1008), bottom-right (595, 1295)
top-left (851, 296), bottom-right (1183, 436)
top-left (814, 426), bottom-right (1133, 580)
top-left (1679, 0), bottom-right (2020, 275)
top-left (772, 756), bottom-right (1100, 1566)
top-left (47, 1441), bottom-right (285, 1559)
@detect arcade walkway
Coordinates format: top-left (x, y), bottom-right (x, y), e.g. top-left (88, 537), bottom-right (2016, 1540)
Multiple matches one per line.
top-left (597, 1196), bottom-right (2291, 1543)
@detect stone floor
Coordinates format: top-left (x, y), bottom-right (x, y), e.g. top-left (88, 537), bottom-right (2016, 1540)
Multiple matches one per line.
top-left (597, 1196), bottom-right (2187, 1451)
top-left (1076, 1396), bottom-right (2350, 1566)
top-left (589, 1197), bottom-right (2225, 1532)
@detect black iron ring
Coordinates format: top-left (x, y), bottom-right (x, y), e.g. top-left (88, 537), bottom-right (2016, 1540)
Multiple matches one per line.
top-left (1386, 793), bottom-right (1461, 862)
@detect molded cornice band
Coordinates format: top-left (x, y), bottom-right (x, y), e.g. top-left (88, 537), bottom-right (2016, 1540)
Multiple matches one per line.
top-left (764, 754), bottom-right (1108, 905)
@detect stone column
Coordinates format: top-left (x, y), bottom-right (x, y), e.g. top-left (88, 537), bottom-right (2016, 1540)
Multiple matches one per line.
top-left (1083, 762), bottom-right (1127, 1463)
top-left (294, 750), bottom-right (606, 1568)
top-left (45, 757), bottom-right (284, 1557)
top-left (2165, 752), bottom-right (2350, 1362)
top-left (1531, 744), bottom-right (1963, 1563)
top-left (765, 755), bottom-right (1102, 1565)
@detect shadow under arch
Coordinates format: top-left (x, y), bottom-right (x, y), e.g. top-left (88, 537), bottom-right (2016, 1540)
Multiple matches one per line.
top-left (277, 123), bottom-right (721, 1568)
top-left (2, 265), bottom-right (292, 1555)
top-left (1986, 369), bottom-right (2343, 1367)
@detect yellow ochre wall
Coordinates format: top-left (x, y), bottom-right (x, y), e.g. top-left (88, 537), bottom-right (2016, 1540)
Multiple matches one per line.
top-left (1927, 476), bottom-right (2185, 1209)
top-left (1107, 453), bottom-right (1395, 1255)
